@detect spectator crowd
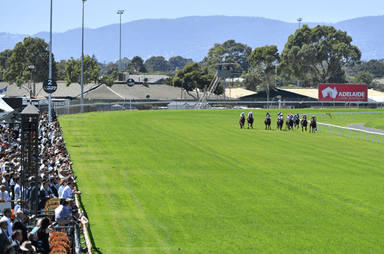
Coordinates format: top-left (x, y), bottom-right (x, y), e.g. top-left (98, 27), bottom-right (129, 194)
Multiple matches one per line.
top-left (0, 112), bottom-right (87, 254)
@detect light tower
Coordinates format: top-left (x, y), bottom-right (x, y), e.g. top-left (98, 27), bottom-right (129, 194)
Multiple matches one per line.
top-left (297, 18), bottom-right (302, 29)
top-left (81, 0), bottom-right (87, 113)
top-left (117, 10), bottom-right (124, 73)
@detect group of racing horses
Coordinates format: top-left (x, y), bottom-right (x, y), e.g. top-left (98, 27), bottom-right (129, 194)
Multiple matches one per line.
top-left (239, 112), bottom-right (317, 133)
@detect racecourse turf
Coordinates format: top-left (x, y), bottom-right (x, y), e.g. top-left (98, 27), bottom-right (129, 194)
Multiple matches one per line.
top-left (59, 109), bottom-right (384, 253)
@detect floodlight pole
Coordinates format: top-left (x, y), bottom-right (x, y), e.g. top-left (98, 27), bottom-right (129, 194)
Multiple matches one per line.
top-left (81, 0), bottom-right (87, 113)
top-left (117, 10), bottom-right (124, 73)
top-left (49, 0), bottom-right (53, 122)
top-left (297, 18), bottom-right (302, 29)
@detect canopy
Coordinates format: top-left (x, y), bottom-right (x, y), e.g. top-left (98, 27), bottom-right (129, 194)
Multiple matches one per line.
top-left (0, 96), bottom-right (14, 112)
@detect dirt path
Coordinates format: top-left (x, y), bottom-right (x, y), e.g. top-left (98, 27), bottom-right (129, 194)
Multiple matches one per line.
top-left (347, 124), bottom-right (384, 134)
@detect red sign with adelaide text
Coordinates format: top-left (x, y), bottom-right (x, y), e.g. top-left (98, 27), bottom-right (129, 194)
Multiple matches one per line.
top-left (318, 84), bottom-right (368, 102)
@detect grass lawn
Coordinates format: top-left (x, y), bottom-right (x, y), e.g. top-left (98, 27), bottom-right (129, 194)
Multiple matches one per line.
top-left (59, 109), bottom-right (384, 253)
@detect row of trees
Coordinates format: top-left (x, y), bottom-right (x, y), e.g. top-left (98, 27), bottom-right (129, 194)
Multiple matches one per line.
top-left (1, 24), bottom-right (384, 98)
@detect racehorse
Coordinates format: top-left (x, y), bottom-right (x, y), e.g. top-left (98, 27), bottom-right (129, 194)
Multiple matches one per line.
top-left (239, 116), bottom-right (245, 129)
top-left (276, 118), bottom-right (284, 131)
top-left (301, 119), bottom-right (308, 132)
top-left (264, 117), bottom-right (271, 130)
top-left (247, 116), bottom-right (254, 129)
top-left (294, 117), bottom-right (300, 129)
top-left (309, 117), bottom-right (317, 133)
top-left (285, 118), bottom-right (294, 130)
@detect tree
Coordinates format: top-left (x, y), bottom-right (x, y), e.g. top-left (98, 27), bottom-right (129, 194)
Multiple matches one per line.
top-left (127, 56), bottom-right (147, 73)
top-left (56, 60), bottom-right (66, 80)
top-left (279, 25), bottom-right (361, 87)
top-left (169, 56), bottom-right (193, 71)
top-left (202, 40), bottom-right (252, 75)
top-left (65, 55), bottom-right (100, 86)
top-left (173, 63), bottom-right (220, 100)
top-left (3, 37), bottom-right (57, 97)
top-left (350, 71), bottom-right (374, 87)
top-left (145, 56), bottom-right (171, 73)
top-left (0, 49), bottom-right (13, 70)
top-left (244, 72), bottom-right (262, 92)
top-left (100, 75), bottom-right (114, 87)
top-left (347, 59), bottom-right (384, 79)
top-left (248, 45), bottom-right (280, 102)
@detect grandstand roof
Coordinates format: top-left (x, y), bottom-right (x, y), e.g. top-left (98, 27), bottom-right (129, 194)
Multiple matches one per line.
top-left (278, 88), bottom-right (318, 99)
top-left (225, 87), bottom-right (256, 99)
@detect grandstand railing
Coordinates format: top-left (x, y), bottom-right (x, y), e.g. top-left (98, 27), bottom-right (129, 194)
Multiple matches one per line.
top-left (317, 122), bottom-right (384, 144)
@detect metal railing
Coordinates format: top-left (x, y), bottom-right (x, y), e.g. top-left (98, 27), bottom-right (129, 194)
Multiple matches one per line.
top-left (49, 99), bottom-right (384, 116)
top-left (303, 112), bottom-right (384, 121)
top-left (317, 122), bottom-right (384, 144)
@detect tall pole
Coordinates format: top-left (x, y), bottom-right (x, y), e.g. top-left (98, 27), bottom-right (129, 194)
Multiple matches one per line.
top-left (297, 18), bottom-right (302, 89)
top-left (49, 0), bottom-right (53, 122)
top-left (117, 10), bottom-right (124, 74)
top-left (297, 18), bottom-right (302, 29)
top-left (81, 0), bottom-right (86, 113)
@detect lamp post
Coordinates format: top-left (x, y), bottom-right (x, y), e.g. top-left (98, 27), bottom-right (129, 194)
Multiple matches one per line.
top-left (117, 10), bottom-right (124, 74)
top-left (49, 0), bottom-right (53, 122)
top-left (297, 18), bottom-right (302, 29)
top-left (81, 0), bottom-right (87, 113)
top-left (297, 18), bottom-right (302, 88)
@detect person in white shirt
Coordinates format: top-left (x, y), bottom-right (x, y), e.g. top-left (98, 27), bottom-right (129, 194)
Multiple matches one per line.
top-left (0, 185), bottom-right (9, 202)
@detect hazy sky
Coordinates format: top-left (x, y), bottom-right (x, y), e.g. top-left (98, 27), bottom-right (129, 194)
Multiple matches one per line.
top-left (1, 0), bottom-right (383, 35)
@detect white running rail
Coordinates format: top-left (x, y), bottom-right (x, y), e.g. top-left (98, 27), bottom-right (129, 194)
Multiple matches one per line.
top-left (317, 122), bottom-right (384, 144)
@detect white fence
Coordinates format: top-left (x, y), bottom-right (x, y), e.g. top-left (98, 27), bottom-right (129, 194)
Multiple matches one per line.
top-left (304, 111), bottom-right (384, 121)
top-left (317, 122), bottom-right (384, 144)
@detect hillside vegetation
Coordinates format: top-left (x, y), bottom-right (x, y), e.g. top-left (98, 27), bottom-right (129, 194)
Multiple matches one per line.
top-left (60, 109), bottom-right (384, 253)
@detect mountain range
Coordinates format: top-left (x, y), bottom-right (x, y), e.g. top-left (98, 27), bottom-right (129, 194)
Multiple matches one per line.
top-left (1, 15), bottom-right (383, 63)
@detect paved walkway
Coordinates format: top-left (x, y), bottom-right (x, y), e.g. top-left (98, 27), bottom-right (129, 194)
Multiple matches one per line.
top-left (347, 124), bottom-right (384, 134)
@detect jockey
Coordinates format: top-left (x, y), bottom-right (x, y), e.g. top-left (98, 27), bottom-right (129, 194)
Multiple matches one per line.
top-left (302, 114), bottom-right (307, 121)
top-left (248, 111), bottom-right (253, 118)
top-left (279, 114), bottom-right (284, 120)
top-left (287, 113), bottom-right (293, 120)
top-left (295, 113), bottom-right (300, 119)
top-left (277, 112), bottom-right (282, 118)
top-left (312, 115), bottom-right (316, 120)
top-left (266, 112), bottom-right (271, 118)
top-left (240, 112), bottom-right (245, 118)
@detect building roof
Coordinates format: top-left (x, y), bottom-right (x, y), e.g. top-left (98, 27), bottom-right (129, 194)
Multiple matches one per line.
top-left (225, 87), bottom-right (256, 99)
top-left (123, 75), bottom-right (168, 84)
top-left (0, 81), bottom-right (96, 98)
top-left (278, 88), bottom-right (318, 99)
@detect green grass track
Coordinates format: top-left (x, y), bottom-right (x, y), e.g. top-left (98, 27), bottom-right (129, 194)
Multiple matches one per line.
top-left (59, 109), bottom-right (384, 253)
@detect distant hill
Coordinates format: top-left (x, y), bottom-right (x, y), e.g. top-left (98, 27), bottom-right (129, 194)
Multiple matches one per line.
top-left (0, 15), bottom-right (383, 63)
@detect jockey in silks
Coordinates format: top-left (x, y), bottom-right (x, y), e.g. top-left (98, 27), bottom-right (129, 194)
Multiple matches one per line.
top-left (266, 112), bottom-right (271, 119)
top-left (279, 113), bottom-right (284, 121)
top-left (294, 113), bottom-right (300, 120)
top-left (287, 113), bottom-right (293, 120)
top-left (277, 112), bottom-right (282, 119)
top-left (248, 111), bottom-right (253, 118)
top-left (302, 114), bottom-right (307, 121)
top-left (240, 112), bottom-right (245, 118)
top-left (312, 115), bottom-right (316, 121)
